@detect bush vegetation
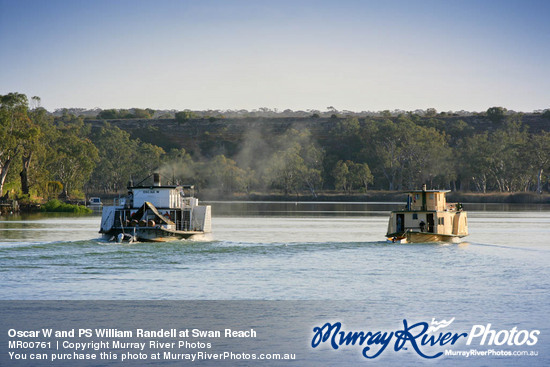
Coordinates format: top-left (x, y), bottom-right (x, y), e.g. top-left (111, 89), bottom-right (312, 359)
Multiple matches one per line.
top-left (41, 199), bottom-right (92, 213)
top-left (2, 92), bottom-right (550, 201)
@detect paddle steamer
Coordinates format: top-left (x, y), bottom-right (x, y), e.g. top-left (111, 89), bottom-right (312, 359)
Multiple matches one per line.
top-left (386, 185), bottom-right (468, 243)
top-left (100, 174), bottom-right (211, 242)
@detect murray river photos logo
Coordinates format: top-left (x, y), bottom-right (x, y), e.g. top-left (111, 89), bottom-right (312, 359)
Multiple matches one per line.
top-left (311, 318), bottom-right (540, 359)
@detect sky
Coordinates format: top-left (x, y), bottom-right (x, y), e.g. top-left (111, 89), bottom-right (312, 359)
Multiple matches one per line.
top-left (1, 0), bottom-right (549, 112)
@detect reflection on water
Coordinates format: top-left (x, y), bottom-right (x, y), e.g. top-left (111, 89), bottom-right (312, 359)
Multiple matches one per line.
top-left (206, 201), bottom-right (399, 217)
top-left (207, 200), bottom-right (550, 217)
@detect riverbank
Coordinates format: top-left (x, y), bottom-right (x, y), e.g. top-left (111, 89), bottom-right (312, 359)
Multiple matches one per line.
top-left (240, 192), bottom-right (550, 204)
top-left (92, 190), bottom-right (550, 204)
top-left (0, 199), bottom-right (91, 215)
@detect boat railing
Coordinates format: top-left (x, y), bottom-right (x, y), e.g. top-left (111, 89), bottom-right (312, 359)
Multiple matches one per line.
top-left (446, 203), bottom-right (464, 212)
top-left (113, 197), bottom-right (130, 207)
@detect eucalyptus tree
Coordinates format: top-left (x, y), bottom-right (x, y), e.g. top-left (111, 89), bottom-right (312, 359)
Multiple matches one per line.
top-left (89, 123), bottom-right (139, 193)
top-left (48, 127), bottom-right (99, 198)
top-left (486, 106), bottom-right (507, 124)
top-left (203, 155), bottom-right (247, 194)
top-left (372, 119), bottom-right (403, 190)
top-left (460, 118), bottom-right (530, 192)
top-left (459, 133), bottom-right (492, 192)
top-left (20, 105), bottom-right (55, 195)
top-left (161, 148), bottom-right (196, 185)
top-left (528, 131), bottom-right (550, 194)
top-left (350, 161), bottom-right (374, 191)
top-left (133, 142), bottom-right (165, 180)
top-left (328, 117), bottom-right (362, 162)
top-left (0, 93), bottom-right (33, 197)
top-left (265, 129), bottom-right (324, 196)
top-left (332, 160), bottom-right (373, 193)
top-left (332, 160), bottom-right (350, 192)
top-left (485, 118), bottom-right (528, 192)
top-left (371, 117), bottom-right (452, 190)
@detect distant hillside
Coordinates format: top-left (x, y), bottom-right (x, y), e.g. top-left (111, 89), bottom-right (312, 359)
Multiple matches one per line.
top-left (87, 113), bottom-right (550, 157)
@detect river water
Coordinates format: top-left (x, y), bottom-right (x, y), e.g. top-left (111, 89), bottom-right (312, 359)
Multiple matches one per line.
top-left (1, 202), bottom-right (549, 366)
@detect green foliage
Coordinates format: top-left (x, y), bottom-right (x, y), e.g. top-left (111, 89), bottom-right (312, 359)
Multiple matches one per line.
top-left (263, 129), bottom-right (324, 196)
top-left (0, 93), bottom-right (32, 196)
top-left (41, 199), bottom-right (92, 213)
top-left (203, 155), bottom-right (246, 193)
top-left (332, 160), bottom-right (373, 193)
top-left (97, 108), bottom-right (153, 119)
top-left (97, 109), bottom-right (118, 119)
top-left (458, 119), bottom-right (534, 192)
top-left (332, 160), bottom-right (350, 192)
top-left (3, 92), bottom-right (550, 198)
top-left (48, 127), bottom-right (99, 197)
top-left (486, 107), bottom-right (507, 124)
top-left (45, 181), bottom-right (63, 199)
top-left (88, 123), bottom-right (165, 193)
top-left (133, 108), bottom-right (153, 119)
top-left (160, 148), bottom-right (196, 186)
top-left (175, 110), bottom-right (198, 123)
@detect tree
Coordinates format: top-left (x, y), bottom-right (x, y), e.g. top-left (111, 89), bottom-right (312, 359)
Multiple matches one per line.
top-left (20, 106), bottom-right (54, 195)
top-left (97, 109), bottom-right (119, 119)
top-left (332, 160), bottom-right (350, 192)
top-left (425, 108), bottom-right (437, 117)
top-left (372, 119), bottom-right (404, 190)
top-left (485, 119), bottom-right (528, 192)
top-left (460, 119), bottom-right (529, 192)
top-left (133, 142), bottom-right (166, 180)
top-left (203, 155), bottom-right (246, 193)
top-left (266, 129), bottom-right (324, 196)
top-left (486, 107), bottom-right (507, 124)
top-left (49, 128), bottom-right (99, 198)
top-left (89, 124), bottom-right (136, 192)
top-left (0, 93), bottom-right (31, 197)
top-left (528, 132), bottom-right (550, 194)
top-left (332, 160), bottom-right (374, 193)
top-left (371, 117), bottom-right (453, 190)
top-left (160, 148), bottom-right (196, 185)
top-left (267, 146), bottom-right (304, 195)
top-left (459, 133), bottom-right (491, 192)
top-left (175, 110), bottom-right (197, 123)
top-left (328, 117), bottom-right (361, 162)
top-left (45, 181), bottom-right (63, 200)
top-left (132, 108), bottom-right (152, 119)
top-left (350, 162), bottom-right (374, 191)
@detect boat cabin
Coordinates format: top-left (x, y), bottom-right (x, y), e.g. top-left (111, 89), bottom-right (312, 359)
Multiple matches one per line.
top-left (88, 197), bottom-right (102, 206)
top-left (386, 186), bottom-right (468, 242)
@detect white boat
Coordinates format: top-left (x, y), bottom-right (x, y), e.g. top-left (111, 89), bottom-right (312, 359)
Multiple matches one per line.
top-left (99, 174), bottom-right (211, 242)
top-left (88, 197), bottom-right (103, 207)
top-left (386, 185), bottom-right (468, 243)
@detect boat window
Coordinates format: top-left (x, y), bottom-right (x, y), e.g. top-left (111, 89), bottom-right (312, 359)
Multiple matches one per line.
top-left (438, 217), bottom-right (444, 225)
top-left (412, 213), bottom-right (418, 219)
